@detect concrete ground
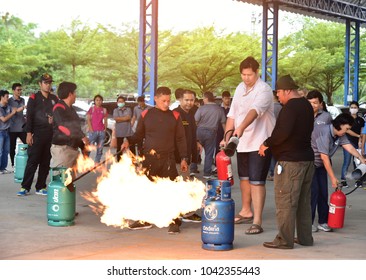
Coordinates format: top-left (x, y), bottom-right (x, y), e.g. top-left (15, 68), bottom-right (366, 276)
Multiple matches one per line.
top-left (1, 147), bottom-right (366, 261)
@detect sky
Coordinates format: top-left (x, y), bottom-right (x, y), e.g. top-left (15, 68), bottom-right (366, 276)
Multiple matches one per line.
top-left (0, 0), bottom-right (302, 36)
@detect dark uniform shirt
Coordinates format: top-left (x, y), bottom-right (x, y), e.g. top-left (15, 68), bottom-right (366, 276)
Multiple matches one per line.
top-left (173, 106), bottom-right (197, 164)
top-left (25, 91), bottom-right (58, 133)
top-left (129, 107), bottom-right (187, 159)
top-left (52, 100), bottom-right (85, 149)
top-left (267, 97), bottom-right (314, 161)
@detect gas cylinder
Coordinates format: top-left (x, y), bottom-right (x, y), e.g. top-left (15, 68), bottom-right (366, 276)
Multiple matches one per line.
top-left (216, 150), bottom-right (234, 185)
top-left (47, 167), bottom-right (75, 226)
top-left (14, 144), bottom-right (28, 183)
top-left (201, 179), bottom-right (235, 251)
top-left (328, 187), bottom-right (346, 229)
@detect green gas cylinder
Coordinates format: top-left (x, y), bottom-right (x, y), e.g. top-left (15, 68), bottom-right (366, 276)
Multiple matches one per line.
top-left (14, 144), bottom-right (28, 183)
top-left (47, 167), bottom-right (75, 226)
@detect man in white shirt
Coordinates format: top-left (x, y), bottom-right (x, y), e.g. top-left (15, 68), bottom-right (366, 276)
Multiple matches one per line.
top-left (222, 56), bottom-right (275, 235)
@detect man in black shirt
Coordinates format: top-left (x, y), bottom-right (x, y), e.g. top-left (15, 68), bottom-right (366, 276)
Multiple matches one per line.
top-left (122, 86), bottom-right (188, 234)
top-left (17, 74), bottom-right (59, 196)
top-left (259, 75), bottom-right (315, 249)
top-left (50, 82), bottom-right (88, 170)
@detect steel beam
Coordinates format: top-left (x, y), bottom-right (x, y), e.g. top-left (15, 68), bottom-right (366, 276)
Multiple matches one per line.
top-left (344, 19), bottom-right (360, 104)
top-left (138, 0), bottom-right (158, 106)
top-left (261, 1), bottom-right (279, 89)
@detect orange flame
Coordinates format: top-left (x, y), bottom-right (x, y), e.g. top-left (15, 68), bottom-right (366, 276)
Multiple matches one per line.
top-left (79, 151), bottom-right (206, 229)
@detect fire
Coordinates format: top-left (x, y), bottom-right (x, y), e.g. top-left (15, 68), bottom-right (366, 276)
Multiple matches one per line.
top-left (74, 151), bottom-right (206, 229)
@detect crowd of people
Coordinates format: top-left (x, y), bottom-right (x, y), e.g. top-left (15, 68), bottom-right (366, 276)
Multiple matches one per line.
top-left (1, 56), bottom-right (365, 245)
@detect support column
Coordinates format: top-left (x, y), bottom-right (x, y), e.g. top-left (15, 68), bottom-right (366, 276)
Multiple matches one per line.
top-left (344, 20), bottom-right (360, 104)
top-left (261, 1), bottom-right (279, 89)
top-left (138, 0), bottom-right (158, 105)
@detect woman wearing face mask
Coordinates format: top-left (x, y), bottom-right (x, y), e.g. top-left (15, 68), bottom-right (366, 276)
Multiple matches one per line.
top-left (340, 101), bottom-right (365, 188)
top-left (113, 96), bottom-right (133, 161)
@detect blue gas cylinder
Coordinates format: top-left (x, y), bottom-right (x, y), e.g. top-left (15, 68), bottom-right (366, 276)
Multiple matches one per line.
top-left (14, 144), bottom-right (28, 183)
top-left (201, 179), bottom-right (235, 251)
top-left (47, 167), bottom-right (75, 226)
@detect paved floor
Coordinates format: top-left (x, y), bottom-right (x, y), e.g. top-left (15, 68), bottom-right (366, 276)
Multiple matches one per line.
top-left (1, 147), bottom-right (366, 261)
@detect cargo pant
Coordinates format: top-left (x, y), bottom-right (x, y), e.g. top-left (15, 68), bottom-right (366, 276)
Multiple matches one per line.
top-left (273, 161), bottom-right (315, 247)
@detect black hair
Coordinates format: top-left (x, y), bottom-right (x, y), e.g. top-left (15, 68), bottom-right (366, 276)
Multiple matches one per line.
top-left (350, 101), bottom-right (359, 108)
top-left (57, 82), bottom-right (77, 99)
top-left (239, 56), bottom-right (260, 73)
top-left (0, 89), bottom-right (10, 99)
top-left (203, 91), bottom-right (215, 102)
top-left (93, 94), bottom-right (103, 102)
top-left (222, 91), bottom-right (231, 98)
top-left (174, 88), bottom-right (184, 99)
top-left (12, 83), bottom-right (22, 90)
top-left (332, 113), bottom-right (355, 130)
top-left (137, 95), bottom-right (145, 102)
top-left (156, 86), bottom-right (171, 97)
top-left (306, 90), bottom-right (324, 103)
top-left (117, 96), bottom-right (126, 102)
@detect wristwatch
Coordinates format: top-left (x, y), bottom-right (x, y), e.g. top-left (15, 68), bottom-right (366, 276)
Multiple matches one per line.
top-left (263, 140), bottom-right (269, 147)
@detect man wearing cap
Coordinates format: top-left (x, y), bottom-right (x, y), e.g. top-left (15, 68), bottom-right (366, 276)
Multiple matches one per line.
top-left (259, 74), bottom-right (315, 249)
top-left (17, 73), bottom-right (58, 196)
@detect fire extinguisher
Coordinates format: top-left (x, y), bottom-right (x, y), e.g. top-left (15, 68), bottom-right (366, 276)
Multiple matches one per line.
top-left (216, 150), bottom-right (234, 185)
top-left (328, 186), bottom-right (346, 229)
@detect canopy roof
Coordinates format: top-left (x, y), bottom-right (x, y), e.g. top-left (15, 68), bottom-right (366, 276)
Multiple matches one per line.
top-left (239, 0), bottom-right (366, 23)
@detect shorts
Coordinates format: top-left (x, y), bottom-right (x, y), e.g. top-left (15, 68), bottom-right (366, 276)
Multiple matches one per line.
top-left (237, 150), bottom-right (272, 185)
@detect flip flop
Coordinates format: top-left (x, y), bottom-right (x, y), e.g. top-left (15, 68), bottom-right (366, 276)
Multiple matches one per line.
top-left (234, 214), bottom-right (253, 224)
top-left (245, 224), bottom-right (263, 235)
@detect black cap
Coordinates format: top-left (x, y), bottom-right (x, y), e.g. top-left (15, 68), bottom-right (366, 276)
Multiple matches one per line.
top-left (275, 75), bottom-right (299, 90)
top-left (39, 73), bottom-right (53, 83)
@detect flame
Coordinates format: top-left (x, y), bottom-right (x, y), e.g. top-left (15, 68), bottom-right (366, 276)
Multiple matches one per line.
top-left (77, 151), bottom-right (206, 229)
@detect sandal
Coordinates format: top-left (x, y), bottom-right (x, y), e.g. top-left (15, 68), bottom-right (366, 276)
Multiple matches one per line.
top-left (245, 224), bottom-right (263, 235)
top-left (234, 214), bottom-right (253, 224)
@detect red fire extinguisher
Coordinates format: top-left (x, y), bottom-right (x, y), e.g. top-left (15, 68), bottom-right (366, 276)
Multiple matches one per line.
top-left (328, 186), bottom-right (347, 229)
top-left (216, 150), bottom-right (234, 186)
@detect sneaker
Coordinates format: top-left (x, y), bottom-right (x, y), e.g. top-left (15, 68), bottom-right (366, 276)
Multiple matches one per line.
top-left (317, 223), bottom-right (333, 232)
top-left (341, 180), bottom-right (349, 188)
top-left (129, 221), bottom-right (152, 230)
top-left (0, 169), bottom-right (11, 174)
top-left (35, 188), bottom-right (48, 196)
top-left (17, 188), bottom-right (30, 196)
top-left (182, 213), bottom-right (201, 223)
top-left (189, 172), bottom-right (196, 177)
top-left (312, 224), bottom-right (318, 233)
top-left (203, 175), bottom-right (212, 179)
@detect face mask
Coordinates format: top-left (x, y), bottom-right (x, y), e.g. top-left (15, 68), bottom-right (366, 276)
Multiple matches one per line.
top-left (117, 102), bottom-right (125, 108)
top-left (350, 108), bottom-right (358, 115)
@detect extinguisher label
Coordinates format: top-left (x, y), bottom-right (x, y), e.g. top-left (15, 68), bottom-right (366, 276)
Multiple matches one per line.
top-left (329, 206), bottom-right (336, 214)
top-left (227, 164), bottom-right (233, 177)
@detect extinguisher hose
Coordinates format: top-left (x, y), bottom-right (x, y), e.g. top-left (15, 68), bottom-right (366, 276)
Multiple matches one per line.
top-left (65, 147), bottom-right (126, 191)
top-left (344, 184), bottom-right (360, 196)
top-left (224, 129), bottom-right (235, 143)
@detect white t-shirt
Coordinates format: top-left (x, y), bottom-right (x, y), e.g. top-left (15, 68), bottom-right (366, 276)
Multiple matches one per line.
top-left (227, 78), bottom-right (275, 152)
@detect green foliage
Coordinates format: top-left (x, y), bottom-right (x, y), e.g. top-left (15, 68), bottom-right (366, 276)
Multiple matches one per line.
top-left (0, 12), bottom-right (364, 106)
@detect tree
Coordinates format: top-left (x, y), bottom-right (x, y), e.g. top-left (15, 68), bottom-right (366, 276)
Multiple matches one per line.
top-left (278, 20), bottom-right (345, 104)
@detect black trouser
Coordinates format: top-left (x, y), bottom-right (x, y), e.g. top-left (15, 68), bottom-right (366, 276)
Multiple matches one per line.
top-left (9, 131), bottom-right (27, 166)
top-left (21, 130), bottom-right (52, 191)
top-left (142, 153), bottom-right (178, 181)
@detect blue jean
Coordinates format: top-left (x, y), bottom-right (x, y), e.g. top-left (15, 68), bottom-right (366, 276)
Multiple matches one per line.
top-left (341, 142), bottom-right (357, 180)
top-left (197, 127), bottom-right (216, 177)
top-left (88, 131), bottom-right (105, 163)
top-left (0, 130), bottom-right (10, 170)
